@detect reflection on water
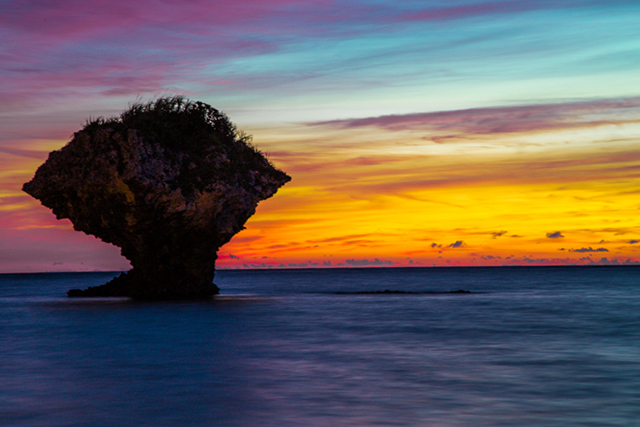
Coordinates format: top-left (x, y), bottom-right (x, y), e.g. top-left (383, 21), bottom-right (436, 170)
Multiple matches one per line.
top-left (1, 267), bottom-right (639, 426)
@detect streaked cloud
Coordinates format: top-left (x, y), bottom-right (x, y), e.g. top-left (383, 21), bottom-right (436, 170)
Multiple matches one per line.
top-left (313, 97), bottom-right (640, 137)
top-left (570, 247), bottom-right (609, 253)
top-left (345, 258), bottom-right (393, 267)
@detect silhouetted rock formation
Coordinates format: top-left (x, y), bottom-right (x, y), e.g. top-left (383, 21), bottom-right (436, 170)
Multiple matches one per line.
top-left (23, 97), bottom-right (290, 299)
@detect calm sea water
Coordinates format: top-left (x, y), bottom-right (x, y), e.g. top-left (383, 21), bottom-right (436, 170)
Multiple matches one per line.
top-left (1, 266), bottom-right (639, 426)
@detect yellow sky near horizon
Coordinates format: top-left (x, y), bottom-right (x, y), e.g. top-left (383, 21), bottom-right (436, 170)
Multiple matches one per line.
top-left (218, 100), bottom-right (640, 267)
top-left (2, 98), bottom-right (639, 272)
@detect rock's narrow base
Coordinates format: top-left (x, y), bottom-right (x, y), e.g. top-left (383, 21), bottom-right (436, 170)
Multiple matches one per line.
top-left (67, 271), bottom-right (220, 300)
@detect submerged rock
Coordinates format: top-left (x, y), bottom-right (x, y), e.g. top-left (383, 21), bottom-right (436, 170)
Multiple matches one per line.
top-left (23, 97), bottom-right (290, 299)
top-left (334, 289), bottom-right (471, 295)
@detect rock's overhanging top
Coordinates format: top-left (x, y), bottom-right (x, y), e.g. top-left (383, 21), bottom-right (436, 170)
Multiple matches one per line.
top-left (23, 97), bottom-right (290, 299)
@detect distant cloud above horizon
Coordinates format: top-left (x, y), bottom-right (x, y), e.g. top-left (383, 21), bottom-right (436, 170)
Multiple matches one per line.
top-left (346, 258), bottom-right (394, 267)
top-left (447, 241), bottom-right (465, 248)
top-left (570, 247), bottom-right (609, 253)
top-left (546, 232), bottom-right (564, 239)
top-left (590, 258), bottom-right (640, 266)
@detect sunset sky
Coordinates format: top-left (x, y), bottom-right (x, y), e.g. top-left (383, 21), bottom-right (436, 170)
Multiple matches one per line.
top-left (1, 0), bottom-right (639, 272)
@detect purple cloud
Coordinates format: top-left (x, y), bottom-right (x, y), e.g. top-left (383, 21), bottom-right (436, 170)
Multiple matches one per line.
top-left (546, 231), bottom-right (564, 239)
top-left (523, 257), bottom-right (550, 263)
top-left (345, 258), bottom-right (393, 267)
top-left (1, 0), bottom-right (324, 111)
top-left (287, 262), bottom-right (309, 267)
top-left (590, 257), bottom-right (618, 266)
top-left (313, 97), bottom-right (640, 136)
top-left (570, 247), bottom-right (609, 253)
top-left (250, 263), bottom-right (269, 268)
top-left (447, 240), bottom-right (465, 248)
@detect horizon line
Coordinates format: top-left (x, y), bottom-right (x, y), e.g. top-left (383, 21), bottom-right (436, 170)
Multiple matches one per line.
top-left (2, 263), bottom-right (639, 275)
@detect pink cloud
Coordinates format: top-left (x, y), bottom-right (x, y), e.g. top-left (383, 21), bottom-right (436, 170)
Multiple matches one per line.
top-left (1, 0), bottom-right (314, 109)
top-left (401, 1), bottom-right (537, 22)
top-left (313, 97), bottom-right (640, 136)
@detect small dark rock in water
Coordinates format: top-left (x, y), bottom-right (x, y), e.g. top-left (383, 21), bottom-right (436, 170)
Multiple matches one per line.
top-left (335, 289), bottom-right (471, 295)
top-left (23, 97), bottom-right (290, 300)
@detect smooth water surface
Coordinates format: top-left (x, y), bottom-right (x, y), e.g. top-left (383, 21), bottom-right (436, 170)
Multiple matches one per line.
top-left (1, 267), bottom-right (639, 426)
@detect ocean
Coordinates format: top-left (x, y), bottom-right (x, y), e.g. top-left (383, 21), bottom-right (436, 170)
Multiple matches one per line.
top-left (1, 266), bottom-right (639, 426)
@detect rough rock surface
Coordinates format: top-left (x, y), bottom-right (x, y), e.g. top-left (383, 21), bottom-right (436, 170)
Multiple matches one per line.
top-left (23, 97), bottom-right (290, 299)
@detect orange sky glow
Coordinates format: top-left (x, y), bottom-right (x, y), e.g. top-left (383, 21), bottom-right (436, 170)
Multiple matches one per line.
top-left (217, 99), bottom-right (640, 268)
top-left (1, 1), bottom-right (639, 272)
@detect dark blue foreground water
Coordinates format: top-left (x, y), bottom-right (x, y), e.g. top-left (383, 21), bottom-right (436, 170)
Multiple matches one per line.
top-left (1, 266), bottom-right (639, 426)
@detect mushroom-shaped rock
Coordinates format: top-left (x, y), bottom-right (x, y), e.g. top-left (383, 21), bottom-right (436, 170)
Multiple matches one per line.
top-left (23, 97), bottom-right (290, 299)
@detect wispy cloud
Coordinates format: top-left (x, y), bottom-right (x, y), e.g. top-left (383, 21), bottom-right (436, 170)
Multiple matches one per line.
top-left (307, 234), bottom-right (371, 244)
top-left (230, 235), bottom-right (263, 244)
top-left (313, 97), bottom-right (640, 136)
top-left (400, 2), bottom-right (536, 22)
